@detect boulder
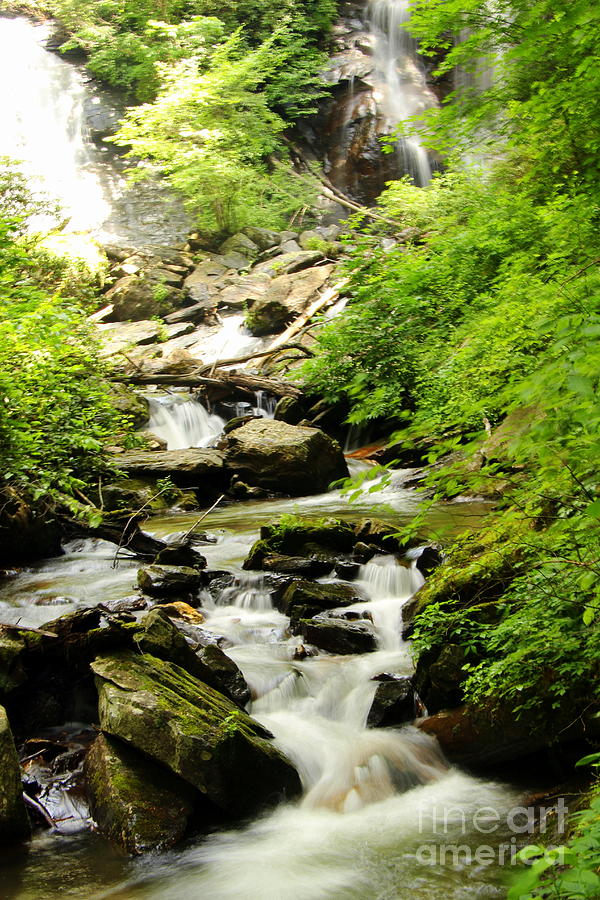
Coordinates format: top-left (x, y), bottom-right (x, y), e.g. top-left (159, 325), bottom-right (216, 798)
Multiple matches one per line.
top-left (219, 233), bottom-right (259, 259)
top-left (196, 644), bottom-right (250, 709)
top-left (223, 419), bottom-right (348, 495)
top-left (245, 265), bottom-right (334, 336)
top-left (84, 733), bottom-right (194, 854)
top-left (353, 519), bottom-right (404, 552)
top-left (242, 227), bottom-right (281, 251)
top-left (163, 300), bottom-right (215, 325)
top-left (0, 492), bottom-right (62, 566)
top-left (261, 555), bottom-right (333, 578)
top-left (253, 250), bottom-right (325, 278)
top-left (214, 252), bottom-right (251, 270)
top-left (159, 602), bottom-right (205, 625)
top-left (293, 616), bottom-right (376, 655)
top-left (92, 651), bottom-right (301, 816)
top-left (109, 449), bottom-right (226, 489)
top-left (97, 319), bottom-right (193, 358)
top-left (273, 397), bottom-right (305, 425)
top-left (367, 675), bottom-right (417, 728)
top-left (137, 565), bottom-right (202, 597)
top-left (102, 478), bottom-right (198, 513)
top-left (103, 275), bottom-right (184, 322)
top-left (153, 543), bottom-right (207, 570)
top-left (0, 705), bottom-right (30, 843)
top-left (218, 273), bottom-right (271, 309)
top-left (277, 580), bottom-right (362, 619)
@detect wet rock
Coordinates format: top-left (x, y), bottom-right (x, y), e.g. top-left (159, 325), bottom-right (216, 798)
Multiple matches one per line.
top-left (219, 274), bottom-right (271, 309)
top-left (245, 265), bottom-right (334, 336)
top-left (154, 543), bottom-right (207, 570)
top-left (244, 518), bottom-right (355, 570)
top-left (334, 561), bottom-right (360, 580)
top-left (367, 675), bottom-right (416, 727)
top-left (261, 554), bottom-right (334, 578)
top-left (414, 545), bottom-right (444, 576)
top-left (0, 705), bottom-right (30, 843)
top-left (137, 565), bottom-right (202, 597)
top-left (223, 419), bottom-right (348, 496)
top-left (352, 541), bottom-right (378, 563)
top-left (278, 580), bottom-right (362, 618)
top-left (163, 299), bottom-right (215, 325)
top-left (413, 643), bottom-right (466, 714)
top-left (184, 260), bottom-right (227, 301)
top-left (294, 616), bottom-right (376, 655)
top-left (96, 319), bottom-right (193, 358)
top-left (92, 651), bottom-right (301, 817)
top-left (109, 449), bottom-right (226, 490)
top-left (253, 250), bottom-right (325, 278)
top-left (84, 733), bottom-right (194, 854)
top-left (196, 644), bottom-right (251, 709)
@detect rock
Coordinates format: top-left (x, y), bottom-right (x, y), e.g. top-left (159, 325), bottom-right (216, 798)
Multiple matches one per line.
top-left (279, 240), bottom-right (302, 254)
top-left (0, 633), bottom-right (29, 698)
top-left (278, 580), bottom-right (362, 619)
top-left (196, 644), bottom-right (251, 708)
top-left (414, 546), bottom-right (444, 576)
top-left (273, 397), bottom-right (305, 425)
top-left (0, 705), bottom-right (30, 844)
top-left (416, 703), bottom-right (588, 768)
top-left (253, 250), bottom-right (325, 278)
top-left (137, 565), bottom-right (202, 597)
top-left (242, 227), bottom-right (281, 250)
top-left (96, 319), bottom-right (192, 358)
top-left (184, 260), bottom-right (227, 301)
top-left (219, 233), bottom-right (259, 259)
top-left (335, 561), bottom-right (360, 580)
top-left (413, 644), bottom-right (466, 713)
top-left (298, 230), bottom-right (321, 249)
top-left (103, 276), bottom-right (184, 322)
top-left (154, 543), bottom-right (207, 570)
top-left (245, 265), bottom-right (334, 336)
top-left (163, 300), bottom-right (215, 325)
top-left (153, 602), bottom-right (205, 625)
top-left (367, 675), bottom-right (416, 727)
top-left (294, 616), bottom-right (376, 655)
top-left (109, 449), bottom-right (226, 489)
top-left (261, 555), bottom-right (334, 578)
top-left (353, 518), bottom-right (404, 552)
top-left (352, 541), bottom-right (378, 563)
top-left (92, 651), bottom-right (301, 816)
top-left (102, 478), bottom-right (198, 513)
top-left (223, 419), bottom-right (348, 495)
top-left (84, 733), bottom-right (194, 854)
top-left (218, 273), bottom-right (271, 309)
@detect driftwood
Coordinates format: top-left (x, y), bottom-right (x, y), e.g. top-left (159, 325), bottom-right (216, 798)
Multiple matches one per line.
top-left (114, 370), bottom-right (304, 400)
top-left (63, 518), bottom-right (168, 559)
top-left (196, 343), bottom-right (313, 373)
top-left (0, 623), bottom-right (59, 639)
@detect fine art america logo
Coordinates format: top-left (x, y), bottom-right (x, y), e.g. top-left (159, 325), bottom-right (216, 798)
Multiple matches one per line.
top-left (416, 799), bottom-right (568, 868)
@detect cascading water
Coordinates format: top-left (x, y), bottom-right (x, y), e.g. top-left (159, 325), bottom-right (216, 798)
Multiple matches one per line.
top-left (0, 17), bottom-right (189, 243)
top-left (367, 0), bottom-right (437, 186)
top-left (146, 394), bottom-right (225, 449)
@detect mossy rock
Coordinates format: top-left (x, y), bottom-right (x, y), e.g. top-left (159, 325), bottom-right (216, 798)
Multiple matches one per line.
top-left (92, 651), bottom-right (301, 818)
top-left (137, 564), bottom-right (202, 597)
top-left (278, 580), bottom-right (363, 618)
top-left (0, 705), bottom-right (30, 844)
top-left (244, 517), bottom-right (355, 570)
top-left (84, 733), bottom-right (194, 854)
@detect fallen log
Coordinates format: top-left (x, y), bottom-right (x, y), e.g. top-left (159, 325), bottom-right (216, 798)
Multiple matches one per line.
top-left (113, 371), bottom-right (304, 400)
top-left (61, 517), bottom-right (168, 559)
top-left (264, 279), bottom-right (349, 353)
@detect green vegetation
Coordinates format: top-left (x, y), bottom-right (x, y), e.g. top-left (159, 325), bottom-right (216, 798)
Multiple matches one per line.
top-left (302, 0), bottom-right (600, 729)
top-left (50, 0), bottom-right (337, 237)
top-left (0, 162), bottom-right (122, 512)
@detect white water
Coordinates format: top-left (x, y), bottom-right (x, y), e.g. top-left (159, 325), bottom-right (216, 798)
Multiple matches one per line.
top-left (146, 394), bottom-right (225, 449)
top-left (0, 17), bottom-right (189, 243)
top-left (367, 0), bottom-right (438, 185)
top-left (90, 551), bottom-right (519, 900)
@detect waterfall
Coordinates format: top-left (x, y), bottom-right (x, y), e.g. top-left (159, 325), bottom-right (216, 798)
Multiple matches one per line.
top-left (0, 17), bottom-right (189, 243)
top-left (367, 0), bottom-right (436, 186)
top-left (253, 390), bottom-right (277, 418)
top-left (146, 395), bottom-right (225, 450)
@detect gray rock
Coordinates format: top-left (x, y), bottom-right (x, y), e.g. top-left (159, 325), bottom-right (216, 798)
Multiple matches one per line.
top-left (103, 276), bottom-right (184, 322)
top-left (223, 419), bottom-right (348, 495)
top-left (294, 616), bottom-right (376, 655)
top-left (137, 565), bottom-right (202, 597)
top-left (242, 227), bottom-right (281, 250)
top-left (110, 449), bottom-right (226, 488)
top-left (253, 250), bottom-right (325, 277)
top-left (213, 252), bottom-right (251, 271)
top-left (278, 580), bottom-right (362, 618)
top-left (279, 240), bottom-right (302, 254)
top-left (92, 651), bottom-right (301, 816)
top-left (219, 233), bottom-right (259, 258)
top-left (367, 675), bottom-right (416, 727)
top-left (245, 265), bottom-right (334, 336)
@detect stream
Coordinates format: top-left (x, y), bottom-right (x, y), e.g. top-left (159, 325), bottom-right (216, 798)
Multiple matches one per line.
top-left (0, 10), bottom-right (529, 899)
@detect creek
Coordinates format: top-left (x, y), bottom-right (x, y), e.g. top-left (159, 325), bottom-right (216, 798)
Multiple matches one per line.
top-left (0, 9), bottom-right (528, 899)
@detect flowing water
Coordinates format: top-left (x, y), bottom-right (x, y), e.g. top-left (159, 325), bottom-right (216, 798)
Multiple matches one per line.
top-left (146, 394), bottom-right (226, 450)
top-left (0, 17), bottom-right (189, 243)
top-left (367, 0), bottom-right (438, 186)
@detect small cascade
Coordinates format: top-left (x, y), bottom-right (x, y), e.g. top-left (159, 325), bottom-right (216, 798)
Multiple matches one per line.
top-left (216, 573), bottom-right (274, 612)
top-left (367, 0), bottom-right (437, 185)
top-left (146, 395), bottom-right (225, 450)
top-left (252, 390), bottom-right (277, 419)
top-left (356, 554), bottom-right (424, 650)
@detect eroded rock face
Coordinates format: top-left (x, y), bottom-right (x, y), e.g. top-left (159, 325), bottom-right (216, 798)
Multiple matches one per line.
top-left (0, 705), bottom-right (30, 844)
top-left (223, 419), bottom-right (348, 496)
top-left (84, 733), bottom-right (194, 854)
top-left (92, 651), bottom-right (301, 817)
